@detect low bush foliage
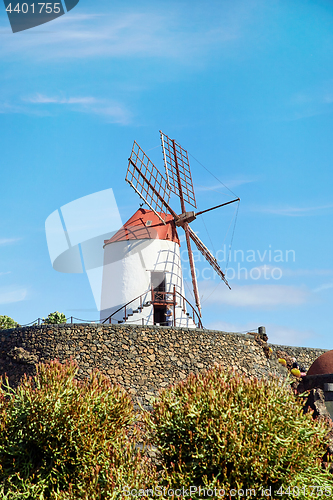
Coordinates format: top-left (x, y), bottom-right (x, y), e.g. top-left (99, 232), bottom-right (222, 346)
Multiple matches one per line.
top-left (0, 359), bottom-right (157, 498)
top-left (43, 312), bottom-right (67, 324)
top-left (145, 367), bottom-right (333, 496)
top-left (0, 315), bottom-right (19, 330)
top-left (0, 361), bottom-right (332, 499)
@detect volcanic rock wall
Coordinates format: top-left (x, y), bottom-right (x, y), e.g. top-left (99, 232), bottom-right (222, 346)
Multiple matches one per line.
top-left (0, 324), bottom-right (327, 406)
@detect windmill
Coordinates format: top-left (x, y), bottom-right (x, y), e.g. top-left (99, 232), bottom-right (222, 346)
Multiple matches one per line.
top-left (100, 131), bottom-right (239, 327)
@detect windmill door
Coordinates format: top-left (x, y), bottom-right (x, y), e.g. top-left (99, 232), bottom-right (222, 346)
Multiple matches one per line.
top-left (151, 272), bottom-right (167, 325)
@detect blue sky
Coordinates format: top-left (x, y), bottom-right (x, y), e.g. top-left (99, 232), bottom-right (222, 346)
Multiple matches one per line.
top-left (0, 0), bottom-right (332, 348)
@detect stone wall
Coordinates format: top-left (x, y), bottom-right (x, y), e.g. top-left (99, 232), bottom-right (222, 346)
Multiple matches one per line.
top-left (268, 343), bottom-right (326, 372)
top-left (0, 324), bottom-right (327, 406)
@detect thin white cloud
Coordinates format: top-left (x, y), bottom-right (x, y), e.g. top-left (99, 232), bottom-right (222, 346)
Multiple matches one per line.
top-left (287, 80), bottom-right (333, 121)
top-left (59, 14), bottom-right (103, 22)
top-left (0, 103), bottom-right (23, 114)
top-left (205, 319), bottom-right (316, 347)
top-left (251, 203), bottom-right (333, 217)
top-left (291, 82), bottom-right (333, 108)
top-left (263, 324), bottom-right (315, 347)
top-left (23, 93), bottom-right (131, 124)
top-left (0, 6), bottom-right (247, 62)
top-left (0, 238), bottom-right (21, 246)
top-left (223, 178), bottom-right (256, 189)
top-left (313, 283), bottom-right (333, 293)
top-left (194, 177), bottom-right (255, 193)
top-left (200, 283), bottom-right (310, 308)
top-left (0, 272), bottom-right (11, 276)
top-left (287, 108), bottom-right (333, 122)
top-left (0, 101), bottom-right (52, 117)
top-left (0, 287), bottom-right (27, 304)
top-left (27, 95), bottom-right (97, 105)
top-left (281, 268), bottom-right (333, 278)
top-left (205, 319), bottom-right (316, 348)
top-left (205, 320), bottom-right (260, 334)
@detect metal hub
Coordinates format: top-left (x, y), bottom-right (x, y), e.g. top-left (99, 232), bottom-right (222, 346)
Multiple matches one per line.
top-left (175, 211), bottom-right (196, 227)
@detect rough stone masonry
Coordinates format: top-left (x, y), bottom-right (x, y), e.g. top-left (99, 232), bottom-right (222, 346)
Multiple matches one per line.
top-left (0, 324), bottom-right (327, 407)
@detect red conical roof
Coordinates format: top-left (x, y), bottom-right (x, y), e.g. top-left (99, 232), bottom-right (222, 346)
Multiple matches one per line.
top-left (104, 208), bottom-right (180, 247)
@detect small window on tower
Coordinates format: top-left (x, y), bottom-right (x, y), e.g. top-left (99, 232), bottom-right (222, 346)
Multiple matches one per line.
top-left (146, 220), bottom-right (152, 227)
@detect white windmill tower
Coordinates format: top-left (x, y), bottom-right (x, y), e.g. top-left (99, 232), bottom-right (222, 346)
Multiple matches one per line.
top-left (100, 131), bottom-right (239, 327)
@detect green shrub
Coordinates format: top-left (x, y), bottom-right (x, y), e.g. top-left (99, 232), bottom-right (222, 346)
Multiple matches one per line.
top-left (43, 312), bottom-right (67, 324)
top-left (0, 315), bottom-right (19, 330)
top-left (0, 359), bottom-right (157, 498)
top-left (145, 367), bottom-right (333, 495)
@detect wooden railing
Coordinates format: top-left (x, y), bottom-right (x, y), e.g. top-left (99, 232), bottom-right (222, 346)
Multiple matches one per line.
top-left (102, 286), bottom-right (203, 329)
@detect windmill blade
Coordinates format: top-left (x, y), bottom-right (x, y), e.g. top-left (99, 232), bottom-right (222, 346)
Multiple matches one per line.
top-left (196, 198), bottom-right (240, 217)
top-left (184, 223), bottom-right (201, 316)
top-left (187, 226), bottom-right (231, 290)
top-left (126, 141), bottom-right (178, 224)
top-left (160, 131), bottom-right (197, 209)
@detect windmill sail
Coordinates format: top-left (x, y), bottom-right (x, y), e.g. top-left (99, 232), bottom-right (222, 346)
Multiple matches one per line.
top-left (160, 131), bottom-right (197, 209)
top-left (126, 141), bottom-right (176, 224)
top-left (188, 226), bottom-right (231, 289)
top-left (160, 131), bottom-right (202, 314)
